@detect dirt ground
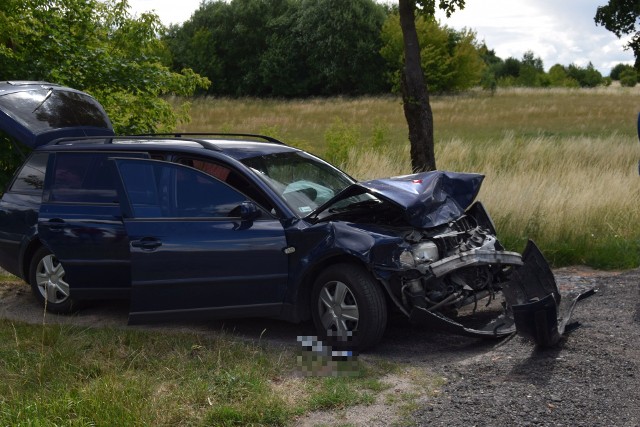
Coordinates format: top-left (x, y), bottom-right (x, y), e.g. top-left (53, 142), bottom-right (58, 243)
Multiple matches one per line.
top-left (1, 267), bottom-right (638, 426)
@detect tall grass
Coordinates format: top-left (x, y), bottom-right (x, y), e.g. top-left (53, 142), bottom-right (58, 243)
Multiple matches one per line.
top-left (489, 139), bottom-right (638, 269)
top-left (342, 134), bottom-right (640, 269)
top-left (181, 86), bottom-right (640, 149)
top-left (178, 87), bottom-right (640, 269)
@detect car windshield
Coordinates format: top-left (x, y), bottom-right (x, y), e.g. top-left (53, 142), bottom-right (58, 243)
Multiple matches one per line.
top-left (241, 151), bottom-right (356, 216)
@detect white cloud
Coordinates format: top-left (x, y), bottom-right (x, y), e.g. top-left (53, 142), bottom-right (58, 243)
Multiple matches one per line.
top-left (435, 0), bottom-right (635, 74)
top-left (127, 0), bottom-right (202, 26)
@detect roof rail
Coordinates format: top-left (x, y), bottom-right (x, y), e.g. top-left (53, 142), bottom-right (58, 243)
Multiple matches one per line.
top-left (46, 135), bottom-right (223, 151)
top-left (134, 133), bottom-right (288, 145)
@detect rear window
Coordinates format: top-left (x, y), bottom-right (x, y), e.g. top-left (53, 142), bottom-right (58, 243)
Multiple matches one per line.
top-left (9, 152), bottom-right (48, 194)
top-left (48, 152), bottom-right (147, 204)
top-left (0, 89), bottom-right (111, 133)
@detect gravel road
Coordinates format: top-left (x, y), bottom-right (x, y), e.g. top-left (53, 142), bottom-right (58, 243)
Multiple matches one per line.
top-left (409, 267), bottom-right (640, 427)
top-left (1, 267), bottom-right (638, 426)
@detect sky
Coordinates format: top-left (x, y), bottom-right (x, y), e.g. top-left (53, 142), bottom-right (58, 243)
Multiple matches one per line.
top-left (126, 0), bottom-right (636, 75)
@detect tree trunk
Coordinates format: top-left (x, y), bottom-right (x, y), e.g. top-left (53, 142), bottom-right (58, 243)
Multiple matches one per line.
top-left (398, 0), bottom-right (436, 172)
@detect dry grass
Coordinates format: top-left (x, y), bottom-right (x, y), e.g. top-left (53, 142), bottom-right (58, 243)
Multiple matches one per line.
top-left (179, 85), bottom-right (640, 150)
top-left (179, 95), bottom-right (408, 152)
top-left (343, 133), bottom-right (640, 268)
top-left (176, 87), bottom-right (640, 268)
top-left (441, 135), bottom-right (639, 265)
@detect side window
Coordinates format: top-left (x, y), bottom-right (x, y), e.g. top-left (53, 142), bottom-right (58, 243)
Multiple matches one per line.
top-left (175, 168), bottom-right (246, 217)
top-left (118, 163), bottom-right (163, 217)
top-left (178, 157), bottom-right (275, 213)
top-left (49, 152), bottom-right (147, 204)
top-left (10, 152), bottom-right (48, 194)
top-left (117, 160), bottom-right (248, 219)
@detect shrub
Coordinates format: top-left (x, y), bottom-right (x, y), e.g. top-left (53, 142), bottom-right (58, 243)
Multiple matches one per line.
top-left (324, 119), bottom-right (361, 166)
top-left (609, 63), bottom-right (635, 80)
top-left (619, 69), bottom-right (638, 87)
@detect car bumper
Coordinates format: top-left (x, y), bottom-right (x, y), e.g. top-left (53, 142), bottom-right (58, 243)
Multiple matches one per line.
top-left (409, 240), bottom-right (594, 346)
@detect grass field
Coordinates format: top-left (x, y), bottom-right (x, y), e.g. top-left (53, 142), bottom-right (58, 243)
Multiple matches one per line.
top-left (2, 87), bottom-right (638, 425)
top-left (178, 86), bottom-right (640, 269)
top-left (0, 315), bottom-right (396, 426)
top-left (0, 269), bottom-right (402, 427)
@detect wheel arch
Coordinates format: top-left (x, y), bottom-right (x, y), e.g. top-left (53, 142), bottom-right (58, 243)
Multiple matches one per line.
top-left (291, 253), bottom-right (388, 322)
top-left (21, 238), bottom-right (44, 285)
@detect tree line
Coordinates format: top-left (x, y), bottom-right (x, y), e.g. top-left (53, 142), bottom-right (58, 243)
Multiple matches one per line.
top-left (1, 0), bottom-right (637, 113)
top-left (165, 0), bottom-right (639, 98)
top-left (1, 0), bottom-right (638, 184)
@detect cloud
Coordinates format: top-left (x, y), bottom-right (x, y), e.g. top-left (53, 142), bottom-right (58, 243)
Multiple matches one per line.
top-left (127, 0), bottom-right (202, 26)
top-left (437, 0), bottom-right (635, 74)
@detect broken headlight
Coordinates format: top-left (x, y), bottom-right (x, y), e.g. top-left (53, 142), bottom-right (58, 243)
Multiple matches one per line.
top-left (399, 241), bottom-right (439, 268)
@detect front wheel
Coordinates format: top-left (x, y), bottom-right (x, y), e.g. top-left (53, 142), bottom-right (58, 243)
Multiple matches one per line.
top-left (29, 246), bottom-right (76, 313)
top-left (311, 263), bottom-right (387, 351)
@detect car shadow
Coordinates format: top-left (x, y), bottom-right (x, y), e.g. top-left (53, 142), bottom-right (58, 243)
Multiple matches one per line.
top-left (140, 309), bottom-right (500, 362)
top-left (507, 343), bottom-right (564, 386)
top-left (26, 297), bottom-right (506, 361)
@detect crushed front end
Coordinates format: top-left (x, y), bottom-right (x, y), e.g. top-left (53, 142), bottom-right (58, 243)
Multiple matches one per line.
top-left (374, 201), bottom-right (591, 347)
top-left (312, 170), bottom-right (593, 347)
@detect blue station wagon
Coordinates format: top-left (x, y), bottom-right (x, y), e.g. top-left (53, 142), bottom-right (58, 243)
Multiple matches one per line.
top-left (0, 81), bottom-right (584, 349)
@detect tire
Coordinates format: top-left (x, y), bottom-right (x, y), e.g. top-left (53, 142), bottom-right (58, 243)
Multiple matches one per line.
top-left (311, 263), bottom-right (387, 351)
top-left (29, 246), bottom-right (76, 313)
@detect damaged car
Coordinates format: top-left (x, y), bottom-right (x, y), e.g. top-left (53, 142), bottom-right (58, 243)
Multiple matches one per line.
top-left (0, 81), bottom-right (589, 350)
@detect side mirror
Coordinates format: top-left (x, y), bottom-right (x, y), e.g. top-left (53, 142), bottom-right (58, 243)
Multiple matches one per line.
top-left (240, 201), bottom-right (261, 221)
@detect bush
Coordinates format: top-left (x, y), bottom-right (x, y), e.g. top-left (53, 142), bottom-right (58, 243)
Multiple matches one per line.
top-left (609, 63), bottom-right (635, 80)
top-left (619, 69), bottom-right (638, 87)
top-left (324, 119), bottom-right (361, 166)
top-left (380, 14), bottom-right (485, 94)
top-left (567, 63), bottom-right (604, 87)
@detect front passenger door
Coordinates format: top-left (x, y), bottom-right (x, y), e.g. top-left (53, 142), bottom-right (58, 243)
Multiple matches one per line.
top-left (112, 158), bottom-right (290, 323)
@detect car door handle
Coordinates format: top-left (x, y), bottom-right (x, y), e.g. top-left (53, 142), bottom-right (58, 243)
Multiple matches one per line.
top-left (130, 238), bottom-right (162, 251)
top-left (44, 218), bottom-right (66, 232)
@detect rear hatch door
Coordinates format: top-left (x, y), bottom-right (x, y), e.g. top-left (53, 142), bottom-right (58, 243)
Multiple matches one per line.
top-left (0, 81), bottom-right (114, 148)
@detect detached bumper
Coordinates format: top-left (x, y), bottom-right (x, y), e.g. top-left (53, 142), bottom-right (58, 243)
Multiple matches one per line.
top-left (410, 240), bottom-right (594, 346)
top-left (503, 240), bottom-right (595, 346)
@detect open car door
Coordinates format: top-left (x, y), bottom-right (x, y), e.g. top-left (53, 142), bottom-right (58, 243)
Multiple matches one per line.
top-left (111, 158), bottom-right (290, 323)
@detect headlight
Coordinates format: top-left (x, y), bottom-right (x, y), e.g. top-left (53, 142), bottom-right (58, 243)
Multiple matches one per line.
top-left (412, 241), bottom-right (439, 264)
top-left (399, 249), bottom-right (416, 268)
top-left (398, 241), bottom-right (439, 268)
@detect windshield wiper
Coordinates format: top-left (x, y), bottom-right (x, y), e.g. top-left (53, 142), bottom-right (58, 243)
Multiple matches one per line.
top-left (32, 88), bottom-right (53, 113)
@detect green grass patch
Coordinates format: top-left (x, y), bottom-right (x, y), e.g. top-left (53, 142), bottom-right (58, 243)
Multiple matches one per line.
top-left (0, 272), bottom-right (18, 282)
top-left (0, 319), bottom-right (394, 426)
top-left (307, 376), bottom-right (376, 410)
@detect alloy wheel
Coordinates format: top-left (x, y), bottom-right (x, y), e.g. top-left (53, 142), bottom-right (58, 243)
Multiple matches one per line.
top-left (317, 280), bottom-right (359, 339)
top-left (35, 254), bottom-right (70, 304)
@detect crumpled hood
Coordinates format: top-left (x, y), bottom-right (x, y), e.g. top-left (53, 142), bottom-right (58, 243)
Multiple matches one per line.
top-left (357, 171), bottom-right (484, 228)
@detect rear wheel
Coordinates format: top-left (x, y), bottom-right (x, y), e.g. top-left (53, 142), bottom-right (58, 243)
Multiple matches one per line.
top-left (311, 263), bottom-right (387, 351)
top-left (29, 246), bottom-right (76, 313)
